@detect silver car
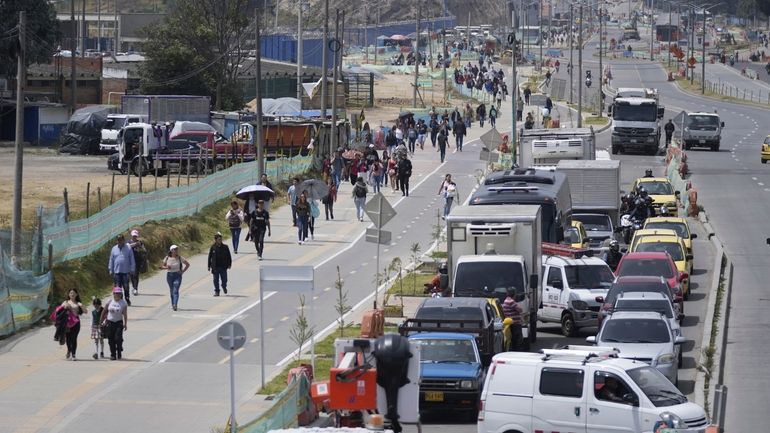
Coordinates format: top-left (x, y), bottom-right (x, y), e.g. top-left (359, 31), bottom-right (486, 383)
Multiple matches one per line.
top-left (611, 291), bottom-right (684, 367)
top-left (572, 213), bottom-right (615, 251)
top-left (587, 311), bottom-right (685, 385)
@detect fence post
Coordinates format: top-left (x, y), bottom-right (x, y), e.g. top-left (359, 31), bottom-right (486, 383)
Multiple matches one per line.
top-left (154, 164), bottom-right (159, 190)
top-left (177, 153), bottom-right (182, 187)
top-left (47, 241), bottom-right (53, 273)
top-left (85, 182), bottom-right (90, 218)
top-left (36, 206), bottom-right (43, 274)
top-left (97, 187), bottom-right (102, 211)
top-left (743, 89), bottom-right (746, 99)
top-left (63, 188), bottom-right (69, 222)
top-left (126, 167), bottom-right (131, 195)
top-left (138, 155), bottom-right (143, 193)
top-left (186, 150), bottom-right (191, 186)
top-left (369, 73), bottom-right (375, 107)
top-left (751, 90), bottom-right (754, 102)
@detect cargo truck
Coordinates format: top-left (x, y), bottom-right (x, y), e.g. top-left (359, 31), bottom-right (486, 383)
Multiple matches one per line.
top-left (446, 204), bottom-right (542, 349)
top-left (609, 97), bottom-right (663, 155)
top-left (518, 127), bottom-right (596, 168)
top-left (120, 95), bottom-right (211, 124)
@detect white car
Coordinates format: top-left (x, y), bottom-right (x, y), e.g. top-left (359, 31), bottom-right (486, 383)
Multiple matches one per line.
top-left (588, 311), bottom-right (685, 385)
top-left (539, 255), bottom-right (615, 336)
top-left (610, 291), bottom-right (684, 367)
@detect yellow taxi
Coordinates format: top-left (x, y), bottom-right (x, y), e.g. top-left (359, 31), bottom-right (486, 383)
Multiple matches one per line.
top-left (633, 177), bottom-right (678, 216)
top-left (643, 216), bottom-right (697, 254)
top-left (631, 235), bottom-right (693, 299)
top-left (762, 135), bottom-right (770, 163)
top-left (629, 228), bottom-right (679, 252)
top-left (564, 220), bottom-right (589, 249)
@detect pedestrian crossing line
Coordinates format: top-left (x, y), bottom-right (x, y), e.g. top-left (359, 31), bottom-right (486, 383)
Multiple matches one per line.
top-left (265, 327), bottom-right (274, 333)
top-left (324, 287), bottom-right (331, 292)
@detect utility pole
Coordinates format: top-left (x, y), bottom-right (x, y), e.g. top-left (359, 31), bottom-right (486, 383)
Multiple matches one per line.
top-left (364, 2), bottom-right (368, 64)
top-left (296, 0), bottom-right (304, 111)
top-left (578, 3), bottom-right (583, 128)
top-left (569, 3), bottom-right (573, 104)
top-left (97, 0), bottom-right (101, 53)
top-left (598, 0), bottom-right (603, 117)
top-left (690, 6), bottom-right (695, 84)
top-left (467, 11), bottom-right (471, 53)
top-left (114, 0), bottom-right (118, 53)
top-left (321, 0), bottom-right (329, 124)
top-left (255, 4), bottom-right (265, 178)
top-left (81, 0), bottom-right (86, 57)
top-left (413, 2), bottom-right (421, 108)
top-left (701, 6), bottom-right (707, 94)
top-left (71, 0), bottom-right (77, 113)
top-left (511, 9), bottom-right (518, 167)
top-left (375, 5), bottom-right (380, 65)
top-left (649, 0), bottom-right (655, 61)
top-left (667, 0), bottom-right (672, 68)
top-left (538, 0), bottom-right (543, 71)
top-left (442, 23), bottom-right (447, 104)
top-left (331, 9), bottom-right (340, 153)
top-left (11, 11), bottom-right (26, 257)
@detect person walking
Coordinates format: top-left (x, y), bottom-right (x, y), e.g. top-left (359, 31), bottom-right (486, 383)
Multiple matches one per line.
top-left (322, 179), bottom-right (337, 220)
top-left (259, 174), bottom-right (275, 211)
top-left (489, 105), bottom-right (498, 128)
top-left (407, 125), bottom-right (417, 154)
top-left (100, 287), bottom-right (128, 360)
top-left (352, 176), bottom-right (368, 221)
top-left (453, 120), bottom-right (467, 152)
top-left (438, 174), bottom-right (459, 218)
top-left (429, 117), bottom-right (439, 147)
top-left (476, 103), bottom-right (487, 127)
top-left (161, 245), bottom-right (190, 311)
top-left (388, 156), bottom-right (398, 192)
top-left (417, 120), bottom-right (427, 150)
top-left (250, 200), bottom-right (271, 260)
top-left (295, 193), bottom-right (311, 244)
top-left (464, 103), bottom-right (474, 128)
top-left (398, 155), bottom-right (413, 197)
top-left (664, 119), bottom-right (675, 147)
top-left (60, 288), bottom-right (86, 360)
top-left (385, 128), bottom-right (397, 155)
top-left (331, 150), bottom-right (344, 187)
top-left (288, 177), bottom-right (300, 226)
top-left (502, 287), bottom-right (524, 351)
top-left (523, 86), bottom-right (531, 105)
top-left (128, 230), bottom-right (147, 297)
top-left (309, 198), bottom-right (320, 242)
top-left (371, 158), bottom-right (383, 193)
top-left (225, 200), bottom-right (244, 254)
top-left (90, 297), bottom-right (105, 359)
top-left (496, 88), bottom-right (504, 109)
top-left (208, 232), bottom-right (232, 296)
top-left (437, 128), bottom-right (449, 163)
top-left (108, 234), bottom-right (135, 306)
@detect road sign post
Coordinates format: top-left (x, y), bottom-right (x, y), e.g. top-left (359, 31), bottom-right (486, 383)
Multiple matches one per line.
top-left (217, 321), bottom-right (247, 433)
top-left (480, 128), bottom-right (504, 171)
top-left (364, 192), bottom-right (396, 309)
top-left (259, 266), bottom-right (315, 388)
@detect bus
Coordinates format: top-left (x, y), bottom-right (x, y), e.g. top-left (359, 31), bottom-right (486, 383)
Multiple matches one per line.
top-left (517, 26), bottom-right (541, 45)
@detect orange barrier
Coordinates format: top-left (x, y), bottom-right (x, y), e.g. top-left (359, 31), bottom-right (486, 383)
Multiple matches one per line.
top-left (688, 185), bottom-right (699, 217)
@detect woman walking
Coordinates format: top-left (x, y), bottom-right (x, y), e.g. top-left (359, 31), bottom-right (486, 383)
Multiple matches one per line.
top-left (352, 176), bottom-right (368, 222)
top-left (438, 174), bottom-right (459, 218)
top-left (309, 198), bottom-right (320, 242)
top-left (225, 200), bottom-right (244, 254)
top-left (371, 159), bottom-right (382, 193)
top-left (161, 245), bottom-right (190, 311)
top-left (60, 288), bottom-right (86, 360)
top-left (295, 193), bottom-right (311, 244)
top-left (100, 287), bottom-right (128, 360)
top-left (322, 179), bottom-right (337, 220)
top-left (388, 156), bottom-right (398, 192)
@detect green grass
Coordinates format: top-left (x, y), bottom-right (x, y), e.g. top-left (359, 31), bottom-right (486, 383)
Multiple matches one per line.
top-left (430, 251), bottom-right (448, 259)
top-left (584, 116), bottom-right (610, 126)
top-left (385, 271), bottom-right (434, 298)
top-left (259, 325), bottom-right (398, 395)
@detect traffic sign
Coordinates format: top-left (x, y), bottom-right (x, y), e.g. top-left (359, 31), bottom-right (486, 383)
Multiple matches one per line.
top-left (480, 128), bottom-right (504, 151)
top-left (687, 57), bottom-right (697, 67)
top-left (217, 321), bottom-right (247, 351)
top-left (365, 192), bottom-right (397, 228)
top-left (366, 228), bottom-right (391, 245)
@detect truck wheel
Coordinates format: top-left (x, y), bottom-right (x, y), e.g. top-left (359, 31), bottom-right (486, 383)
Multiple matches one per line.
top-left (711, 143), bottom-right (719, 152)
top-left (131, 160), bottom-right (149, 177)
top-left (648, 146), bottom-right (658, 156)
top-left (763, 159), bottom-right (768, 164)
top-left (561, 313), bottom-right (577, 337)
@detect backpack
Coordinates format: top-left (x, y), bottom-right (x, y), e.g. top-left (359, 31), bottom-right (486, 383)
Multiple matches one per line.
top-left (133, 244), bottom-right (148, 274)
top-left (354, 185), bottom-right (367, 198)
top-left (408, 128), bottom-right (417, 139)
top-left (227, 211), bottom-right (241, 228)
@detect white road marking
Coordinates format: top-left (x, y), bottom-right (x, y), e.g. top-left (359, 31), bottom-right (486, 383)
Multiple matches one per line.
top-left (280, 316), bottom-right (289, 322)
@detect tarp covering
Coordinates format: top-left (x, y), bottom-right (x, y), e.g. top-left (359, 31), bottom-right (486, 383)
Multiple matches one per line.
top-left (59, 105), bottom-right (114, 154)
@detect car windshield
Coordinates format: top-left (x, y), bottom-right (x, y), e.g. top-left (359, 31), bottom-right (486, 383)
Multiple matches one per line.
top-left (689, 115), bottom-right (719, 127)
top-left (645, 222), bottom-right (689, 238)
top-left (122, 128), bottom-right (143, 145)
top-left (565, 265), bottom-right (614, 289)
top-left (573, 214), bottom-right (612, 231)
top-left (627, 366), bottom-right (687, 407)
top-left (608, 282), bottom-right (671, 304)
top-left (639, 181), bottom-right (673, 195)
top-left (613, 104), bottom-right (657, 122)
top-left (454, 262), bottom-right (524, 302)
top-left (618, 259), bottom-right (674, 278)
top-left (415, 339), bottom-right (478, 363)
top-left (615, 299), bottom-right (674, 318)
top-left (635, 242), bottom-right (684, 261)
top-left (600, 318), bottom-right (671, 343)
top-left (105, 117), bottom-right (127, 130)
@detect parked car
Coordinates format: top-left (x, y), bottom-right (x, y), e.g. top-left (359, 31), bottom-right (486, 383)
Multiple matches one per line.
top-left (478, 347), bottom-right (708, 433)
top-left (614, 252), bottom-right (687, 316)
top-left (611, 291), bottom-right (684, 367)
top-left (408, 332), bottom-right (484, 420)
top-left (644, 217), bottom-right (697, 254)
top-left (539, 255), bottom-right (615, 336)
top-left (598, 276), bottom-right (676, 327)
top-left (587, 311), bottom-right (685, 385)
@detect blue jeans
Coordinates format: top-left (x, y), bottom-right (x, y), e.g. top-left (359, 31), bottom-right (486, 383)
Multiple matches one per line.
top-left (229, 227), bottom-right (241, 253)
top-left (444, 195), bottom-right (454, 217)
top-left (166, 272), bottom-right (182, 307)
top-left (112, 273), bottom-right (130, 301)
top-left (455, 134), bottom-right (464, 151)
top-left (297, 215), bottom-right (309, 241)
top-left (354, 197), bottom-right (366, 220)
top-left (332, 171), bottom-right (341, 187)
top-left (373, 175), bottom-right (381, 193)
top-left (212, 267), bottom-right (228, 294)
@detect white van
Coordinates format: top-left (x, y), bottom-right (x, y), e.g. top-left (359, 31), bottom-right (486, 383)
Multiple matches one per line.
top-left (478, 347), bottom-right (708, 433)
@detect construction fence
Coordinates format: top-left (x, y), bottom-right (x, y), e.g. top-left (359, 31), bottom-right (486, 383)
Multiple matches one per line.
top-left (235, 374), bottom-right (312, 433)
top-left (693, 72), bottom-right (770, 106)
top-left (0, 155), bottom-right (312, 337)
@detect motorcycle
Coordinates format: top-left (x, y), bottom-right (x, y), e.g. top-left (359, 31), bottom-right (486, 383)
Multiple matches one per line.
top-left (619, 214), bottom-right (643, 245)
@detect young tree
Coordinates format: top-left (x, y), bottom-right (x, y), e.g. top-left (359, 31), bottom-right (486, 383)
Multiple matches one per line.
top-left (289, 294), bottom-right (315, 363)
top-left (409, 243), bottom-right (421, 295)
top-left (334, 266), bottom-right (351, 337)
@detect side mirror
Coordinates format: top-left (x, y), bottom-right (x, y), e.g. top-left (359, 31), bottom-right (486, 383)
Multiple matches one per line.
top-left (675, 336), bottom-right (686, 345)
top-left (595, 296), bottom-right (605, 303)
top-left (679, 272), bottom-right (689, 282)
top-left (552, 280), bottom-right (564, 290)
top-left (691, 233), bottom-right (698, 239)
top-left (721, 121), bottom-right (725, 128)
top-left (766, 237), bottom-right (770, 246)
top-left (621, 247), bottom-right (628, 253)
top-left (514, 292), bottom-right (526, 303)
top-left (678, 313), bottom-right (685, 321)
top-left (529, 274), bottom-right (539, 290)
top-left (586, 336), bottom-right (597, 344)
top-left (622, 393), bottom-right (639, 406)
top-left (675, 190), bottom-right (681, 198)
top-left (686, 254), bottom-right (694, 261)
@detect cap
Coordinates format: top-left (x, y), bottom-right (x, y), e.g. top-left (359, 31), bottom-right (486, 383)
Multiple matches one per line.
top-left (169, 244), bottom-right (179, 252)
top-left (369, 144), bottom-right (375, 148)
top-left (112, 287), bottom-right (123, 294)
top-left (130, 229), bottom-right (139, 237)
top-left (214, 232), bottom-right (222, 238)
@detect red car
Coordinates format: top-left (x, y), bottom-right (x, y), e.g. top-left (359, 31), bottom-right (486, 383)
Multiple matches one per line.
top-left (614, 252), bottom-right (688, 317)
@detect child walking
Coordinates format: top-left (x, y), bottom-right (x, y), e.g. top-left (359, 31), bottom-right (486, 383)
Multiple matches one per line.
top-left (91, 298), bottom-right (105, 359)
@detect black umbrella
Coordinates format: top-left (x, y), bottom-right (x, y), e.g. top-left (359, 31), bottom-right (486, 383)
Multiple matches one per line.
top-left (299, 179), bottom-right (329, 200)
top-left (235, 184), bottom-right (274, 201)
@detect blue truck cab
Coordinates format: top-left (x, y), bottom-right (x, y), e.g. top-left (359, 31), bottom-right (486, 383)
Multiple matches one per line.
top-left (408, 332), bottom-right (484, 418)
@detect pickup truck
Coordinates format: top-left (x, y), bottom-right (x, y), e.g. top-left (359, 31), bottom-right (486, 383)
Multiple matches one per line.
top-left (408, 332), bottom-right (484, 420)
top-left (398, 297), bottom-right (504, 365)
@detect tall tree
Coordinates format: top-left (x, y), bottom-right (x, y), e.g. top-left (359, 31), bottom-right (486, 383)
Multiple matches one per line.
top-left (139, 0), bottom-right (250, 110)
top-left (0, 0), bottom-right (60, 78)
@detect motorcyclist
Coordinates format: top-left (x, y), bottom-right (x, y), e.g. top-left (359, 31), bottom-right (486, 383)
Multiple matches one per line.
top-left (630, 198), bottom-right (650, 222)
top-left (424, 262), bottom-right (449, 297)
top-left (603, 240), bottom-right (624, 272)
top-left (643, 168), bottom-right (654, 178)
top-left (658, 205), bottom-right (670, 217)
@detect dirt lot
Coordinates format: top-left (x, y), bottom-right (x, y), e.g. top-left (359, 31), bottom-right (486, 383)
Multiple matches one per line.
top-left (0, 72), bottom-right (457, 229)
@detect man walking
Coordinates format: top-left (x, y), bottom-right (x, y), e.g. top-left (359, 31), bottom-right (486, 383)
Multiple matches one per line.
top-left (664, 119), bottom-right (675, 147)
top-left (108, 234), bottom-right (135, 306)
top-left (250, 200), bottom-right (271, 260)
top-left (476, 103), bottom-right (487, 127)
top-left (502, 287), bottom-right (524, 351)
top-left (437, 128), bottom-right (449, 163)
top-left (397, 156), bottom-right (413, 197)
top-left (453, 119), bottom-right (466, 152)
top-left (207, 232), bottom-right (232, 296)
top-left (288, 177), bottom-right (299, 226)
